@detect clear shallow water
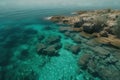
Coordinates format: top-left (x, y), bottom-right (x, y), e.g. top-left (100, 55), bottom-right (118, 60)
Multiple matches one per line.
top-left (0, 7), bottom-right (84, 80)
top-left (1, 7), bottom-right (118, 80)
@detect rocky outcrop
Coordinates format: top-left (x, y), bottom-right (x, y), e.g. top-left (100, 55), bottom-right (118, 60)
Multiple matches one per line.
top-left (49, 9), bottom-right (120, 80)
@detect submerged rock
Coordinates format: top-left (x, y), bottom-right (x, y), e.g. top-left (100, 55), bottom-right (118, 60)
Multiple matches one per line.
top-left (64, 43), bottom-right (81, 54)
top-left (70, 45), bottom-right (81, 54)
top-left (98, 68), bottom-right (120, 80)
top-left (72, 35), bottom-right (81, 43)
top-left (45, 35), bottom-right (61, 44)
top-left (36, 35), bottom-right (62, 57)
top-left (37, 44), bottom-right (61, 56)
top-left (37, 43), bottom-right (47, 53)
top-left (42, 45), bottom-right (59, 56)
top-left (78, 48), bottom-right (120, 80)
top-left (78, 53), bottom-right (92, 69)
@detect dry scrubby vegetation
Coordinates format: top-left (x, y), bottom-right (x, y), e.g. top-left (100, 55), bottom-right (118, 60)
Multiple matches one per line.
top-left (93, 16), bottom-right (107, 31)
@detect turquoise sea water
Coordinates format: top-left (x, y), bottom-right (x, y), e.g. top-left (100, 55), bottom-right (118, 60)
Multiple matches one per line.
top-left (0, 7), bottom-right (119, 80)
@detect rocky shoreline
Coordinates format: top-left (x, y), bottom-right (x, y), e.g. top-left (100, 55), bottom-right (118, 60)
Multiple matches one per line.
top-left (49, 9), bottom-right (120, 80)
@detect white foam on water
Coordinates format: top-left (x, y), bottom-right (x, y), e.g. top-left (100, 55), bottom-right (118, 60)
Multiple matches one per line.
top-left (44, 16), bottom-right (52, 20)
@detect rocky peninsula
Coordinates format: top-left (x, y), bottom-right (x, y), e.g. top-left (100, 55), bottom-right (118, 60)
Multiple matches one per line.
top-left (49, 9), bottom-right (120, 80)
